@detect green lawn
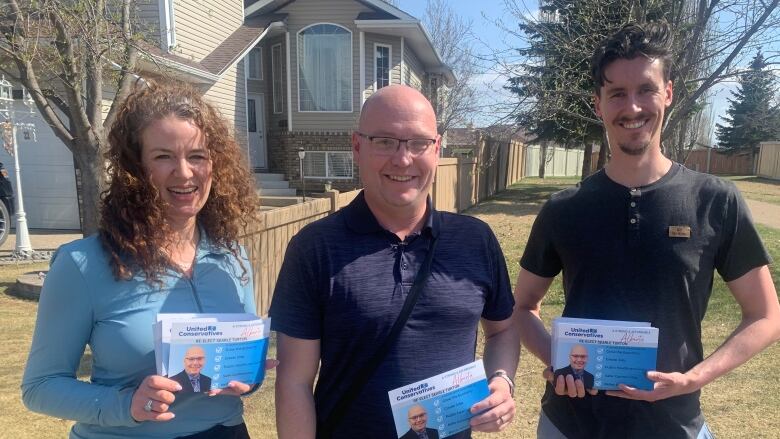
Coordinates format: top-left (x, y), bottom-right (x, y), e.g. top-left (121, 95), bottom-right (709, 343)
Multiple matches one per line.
top-left (7, 176), bottom-right (780, 438)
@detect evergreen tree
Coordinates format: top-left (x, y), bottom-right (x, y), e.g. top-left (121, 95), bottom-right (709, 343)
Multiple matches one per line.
top-left (715, 51), bottom-right (780, 151)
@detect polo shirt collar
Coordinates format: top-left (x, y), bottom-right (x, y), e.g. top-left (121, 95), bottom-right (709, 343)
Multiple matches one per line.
top-left (344, 190), bottom-right (440, 238)
top-left (195, 224), bottom-right (231, 260)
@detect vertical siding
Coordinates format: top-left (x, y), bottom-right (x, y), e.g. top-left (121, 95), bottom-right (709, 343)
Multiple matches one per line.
top-left (135, 0), bottom-right (162, 47)
top-left (363, 33), bottom-right (402, 99)
top-left (279, 0), bottom-right (373, 131)
top-left (172, 0), bottom-right (243, 61)
top-left (403, 46), bottom-right (424, 91)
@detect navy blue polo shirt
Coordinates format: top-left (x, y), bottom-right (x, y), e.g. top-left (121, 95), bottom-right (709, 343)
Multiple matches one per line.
top-left (270, 191), bottom-right (514, 438)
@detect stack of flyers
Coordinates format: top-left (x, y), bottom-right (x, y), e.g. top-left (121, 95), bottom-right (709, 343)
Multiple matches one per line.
top-left (551, 317), bottom-right (658, 391)
top-left (388, 360), bottom-right (489, 439)
top-left (154, 313), bottom-right (270, 393)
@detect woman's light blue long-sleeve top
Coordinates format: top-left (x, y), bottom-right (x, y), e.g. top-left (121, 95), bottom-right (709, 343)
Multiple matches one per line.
top-left (21, 234), bottom-right (256, 439)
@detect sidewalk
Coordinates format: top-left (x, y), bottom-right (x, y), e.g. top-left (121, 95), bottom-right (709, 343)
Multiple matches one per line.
top-left (746, 199), bottom-right (780, 230)
top-left (0, 229), bottom-right (83, 258)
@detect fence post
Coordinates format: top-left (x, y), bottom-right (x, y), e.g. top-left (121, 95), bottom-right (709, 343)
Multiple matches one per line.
top-left (326, 189), bottom-right (340, 213)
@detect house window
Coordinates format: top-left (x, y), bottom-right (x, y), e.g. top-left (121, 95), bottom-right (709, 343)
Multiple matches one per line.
top-left (375, 44), bottom-right (391, 89)
top-left (272, 43), bottom-right (283, 114)
top-left (297, 23), bottom-right (352, 112)
top-left (247, 48), bottom-right (262, 80)
top-left (303, 151), bottom-right (353, 179)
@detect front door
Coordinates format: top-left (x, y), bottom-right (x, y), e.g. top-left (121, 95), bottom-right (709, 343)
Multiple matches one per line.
top-left (247, 93), bottom-right (267, 170)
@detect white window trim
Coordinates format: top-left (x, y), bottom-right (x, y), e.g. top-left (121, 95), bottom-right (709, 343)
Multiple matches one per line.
top-left (303, 151), bottom-right (354, 180)
top-left (286, 32), bottom-right (293, 131)
top-left (246, 47), bottom-right (263, 80)
top-left (158, 0), bottom-right (177, 51)
top-left (400, 37), bottom-right (406, 85)
top-left (271, 43), bottom-right (284, 114)
top-left (359, 31), bottom-right (366, 106)
top-left (296, 22), bottom-right (354, 113)
top-left (374, 43), bottom-right (392, 92)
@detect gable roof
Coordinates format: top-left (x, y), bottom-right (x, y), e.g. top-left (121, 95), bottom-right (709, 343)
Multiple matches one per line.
top-left (245, 0), bottom-right (454, 84)
top-left (139, 14), bottom-right (287, 83)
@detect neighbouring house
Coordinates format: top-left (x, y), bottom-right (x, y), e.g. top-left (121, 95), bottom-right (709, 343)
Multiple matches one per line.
top-left (243, 0), bottom-right (454, 192)
top-left (445, 124), bottom-right (529, 158)
top-left (2, 0), bottom-right (451, 230)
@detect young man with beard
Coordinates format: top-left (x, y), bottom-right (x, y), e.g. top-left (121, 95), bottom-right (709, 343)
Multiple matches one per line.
top-left (514, 22), bottom-right (780, 439)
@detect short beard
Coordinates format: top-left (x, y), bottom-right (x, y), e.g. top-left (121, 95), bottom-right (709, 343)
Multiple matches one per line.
top-left (618, 140), bottom-right (650, 156)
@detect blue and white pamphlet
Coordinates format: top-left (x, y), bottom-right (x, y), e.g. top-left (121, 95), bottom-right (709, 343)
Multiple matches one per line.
top-left (154, 313), bottom-right (270, 392)
top-left (388, 360), bottom-right (489, 439)
top-left (551, 317), bottom-right (658, 391)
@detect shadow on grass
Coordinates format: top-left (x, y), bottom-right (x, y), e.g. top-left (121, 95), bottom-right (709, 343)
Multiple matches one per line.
top-left (464, 184), bottom-right (570, 217)
top-left (729, 176), bottom-right (780, 186)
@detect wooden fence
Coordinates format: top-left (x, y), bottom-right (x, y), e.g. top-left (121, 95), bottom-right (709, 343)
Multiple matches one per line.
top-left (757, 142), bottom-right (780, 180)
top-left (243, 134), bottom-right (527, 315)
top-left (683, 149), bottom-right (754, 175)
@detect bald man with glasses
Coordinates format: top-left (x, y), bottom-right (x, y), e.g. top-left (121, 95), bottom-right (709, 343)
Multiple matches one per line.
top-left (270, 85), bottom-right (520, 438)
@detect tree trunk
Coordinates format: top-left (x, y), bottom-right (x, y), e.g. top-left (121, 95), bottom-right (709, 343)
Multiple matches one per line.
top-left (72, 140), bottom-right (106, 235)
top-left (581, 141), bottom-right (593, 181)
top-left (597, 132), bottom-right (609, 170)
top-left (539, 141), bottom-right (547, 178)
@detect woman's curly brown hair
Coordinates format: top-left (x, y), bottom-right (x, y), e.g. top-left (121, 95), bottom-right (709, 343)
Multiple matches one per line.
top-left (101, 82), bottom-right (257, 281)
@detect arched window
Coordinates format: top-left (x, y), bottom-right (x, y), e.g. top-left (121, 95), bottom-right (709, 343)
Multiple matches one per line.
top-left (297, 23), bottom-right (352, 112)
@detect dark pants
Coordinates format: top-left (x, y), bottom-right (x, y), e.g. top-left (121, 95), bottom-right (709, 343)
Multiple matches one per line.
top-left (175, 422), bottom-right (251, 439)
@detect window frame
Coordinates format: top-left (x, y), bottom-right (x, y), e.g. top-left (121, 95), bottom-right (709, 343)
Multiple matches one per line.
top-left (374, 43), bottom-right (392, 91)
top-left (247, 47), bottom-right (263, 80)
top-left (303, 150), bottom-right (354, 180)
top-left (296, 22), bottom-right (354, 113)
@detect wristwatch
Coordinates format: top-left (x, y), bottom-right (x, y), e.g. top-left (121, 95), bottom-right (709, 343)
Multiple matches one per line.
top-left (489, 370), bottom-right (515, 397)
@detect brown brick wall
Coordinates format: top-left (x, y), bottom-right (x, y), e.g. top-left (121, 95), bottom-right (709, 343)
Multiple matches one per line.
top-left (267, 130), bottom-right (361, 192)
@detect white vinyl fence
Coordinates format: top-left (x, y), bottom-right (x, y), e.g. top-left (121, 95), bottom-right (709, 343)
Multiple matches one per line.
top-left (524, 145), bottom-right (584, 177)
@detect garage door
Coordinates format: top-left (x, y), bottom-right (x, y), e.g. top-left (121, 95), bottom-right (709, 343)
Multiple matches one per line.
top-left (0, 100), bottom-right (80, 230)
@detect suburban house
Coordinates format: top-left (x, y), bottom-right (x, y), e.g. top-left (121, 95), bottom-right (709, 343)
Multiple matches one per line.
top-left (242, 0), bottom-right (454, 194)
top-left (1, 0), bottom-right (451, 230)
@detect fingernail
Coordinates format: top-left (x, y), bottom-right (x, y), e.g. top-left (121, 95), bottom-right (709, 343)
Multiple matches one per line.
top-left (170, 413), bottom-right (175, 418)
top-left (174, 384), bottom-right (182, 391)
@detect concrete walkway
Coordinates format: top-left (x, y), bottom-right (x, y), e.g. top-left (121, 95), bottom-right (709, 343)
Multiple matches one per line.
top-left (746, 199), bottom-right (780, 230)
top-left (0, 229), bottom-right (82, 258)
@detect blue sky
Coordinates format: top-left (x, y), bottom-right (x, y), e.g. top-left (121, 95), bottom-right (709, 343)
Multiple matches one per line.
top-left (395, 0), bottom-right (745, 143)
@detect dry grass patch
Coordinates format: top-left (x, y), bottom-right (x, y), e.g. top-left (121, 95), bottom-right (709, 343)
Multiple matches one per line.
top-left (728, 176), bottom-right (780, 206)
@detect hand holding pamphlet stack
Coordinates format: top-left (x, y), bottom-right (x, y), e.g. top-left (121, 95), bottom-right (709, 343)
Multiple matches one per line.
top-left (551, 317), bottom-right (658, 391)
top-left (388, 360), bottom-right (490, 439)
top-left (154, 313), bottom-right (270, 393)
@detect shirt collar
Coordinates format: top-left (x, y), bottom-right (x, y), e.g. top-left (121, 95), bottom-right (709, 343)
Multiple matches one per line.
top-left (343, 190), bottom-right (440, 238)
top-left (195, 224), bottom-right (231, 260)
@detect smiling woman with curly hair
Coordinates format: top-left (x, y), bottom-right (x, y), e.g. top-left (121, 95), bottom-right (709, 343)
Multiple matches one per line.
top-left (22, 82), bottom-right (268, 439)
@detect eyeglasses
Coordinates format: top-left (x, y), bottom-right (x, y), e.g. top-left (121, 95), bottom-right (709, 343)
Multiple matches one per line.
top-left (408, 413), bottom-right (427, 421)
top-left (356, 132), bottom-right (437, 156)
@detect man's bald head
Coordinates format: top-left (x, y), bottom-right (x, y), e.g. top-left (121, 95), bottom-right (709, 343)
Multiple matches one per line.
top-left (358, 85), bottom-right (437, 133)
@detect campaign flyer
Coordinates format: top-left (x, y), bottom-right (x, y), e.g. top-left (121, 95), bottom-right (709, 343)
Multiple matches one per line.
top-left (153, 313), bottom-right (258, 377)
top-left (167, 318), bottom-right (270, 392)
top-left (551, 318), bottom-right (658, 391)
top-left (388, 360), bottom-right (489, 439)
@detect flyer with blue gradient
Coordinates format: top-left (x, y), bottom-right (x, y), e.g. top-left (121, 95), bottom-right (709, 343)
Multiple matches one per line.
top-left (388, 360), bottom-right (489, 439)
top-left (154, 314), bottom-right (270, 392)
top-left (551, 317), bottom-right (658, 390)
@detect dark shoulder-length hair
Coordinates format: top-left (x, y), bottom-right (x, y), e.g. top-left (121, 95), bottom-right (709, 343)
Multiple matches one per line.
top-left (100, 82), bottom-right (257, 281)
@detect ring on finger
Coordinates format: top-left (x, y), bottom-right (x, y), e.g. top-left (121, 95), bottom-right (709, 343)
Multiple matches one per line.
top-left (498, 415), bottom-right (504, 425)
top-left (143, 399), bottom-right (154, 413)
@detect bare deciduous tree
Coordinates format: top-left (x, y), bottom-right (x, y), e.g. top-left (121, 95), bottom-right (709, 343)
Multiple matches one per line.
top-left (0, 0), bottom-right (142, 234)
top-left (422, 0), bottom-right (480, 134)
